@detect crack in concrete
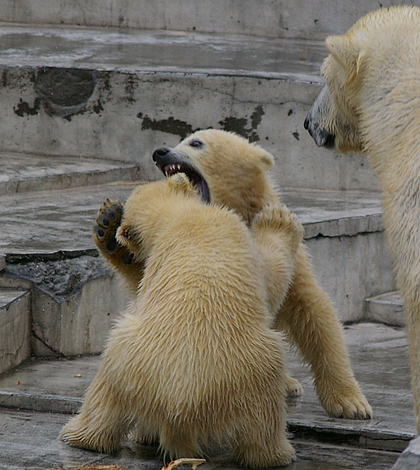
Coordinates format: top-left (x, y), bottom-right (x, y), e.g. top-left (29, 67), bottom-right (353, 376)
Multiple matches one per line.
top-left (31, 330), bottom-right (65, 358)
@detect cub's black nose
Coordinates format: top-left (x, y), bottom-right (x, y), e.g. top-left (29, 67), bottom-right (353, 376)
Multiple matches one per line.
top-left (152, 147), bottom-right (171, 162)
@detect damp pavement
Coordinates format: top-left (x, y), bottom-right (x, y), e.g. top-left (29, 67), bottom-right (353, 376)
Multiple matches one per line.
top-left (0, 322), bottom-right (417, 470)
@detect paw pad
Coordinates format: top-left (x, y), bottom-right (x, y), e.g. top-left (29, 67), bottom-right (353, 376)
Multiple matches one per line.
top-left (93, 199), bottom-right (124, 255)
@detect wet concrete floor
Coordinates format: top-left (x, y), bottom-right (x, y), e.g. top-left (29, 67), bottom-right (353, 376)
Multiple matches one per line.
top-left (0, 323), bottom-right (414, 469)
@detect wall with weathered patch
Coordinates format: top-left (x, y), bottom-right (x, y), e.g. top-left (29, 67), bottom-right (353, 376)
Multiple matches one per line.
top-left (1, 67), bottom-right (378, 191)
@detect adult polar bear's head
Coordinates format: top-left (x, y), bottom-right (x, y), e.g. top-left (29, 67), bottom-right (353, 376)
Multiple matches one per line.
top-left (304, 5), bottom-right (420, 155)
top-left (152, 129), bottom-right (277, 224)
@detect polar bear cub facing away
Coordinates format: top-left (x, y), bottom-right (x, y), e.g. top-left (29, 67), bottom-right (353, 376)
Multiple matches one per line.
top-left (60, 173), bottom-right (303, 467)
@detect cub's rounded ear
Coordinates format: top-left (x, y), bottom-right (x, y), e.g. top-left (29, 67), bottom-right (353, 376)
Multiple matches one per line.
top-left (325, 35), bottom-right (359, 71)
top-left (259, 149), bottom-right (275, 170)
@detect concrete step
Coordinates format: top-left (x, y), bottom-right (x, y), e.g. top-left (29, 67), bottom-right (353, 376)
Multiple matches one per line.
top-left (0, 183), bottom-right (394, 361)
top-left (0, 323), bottom-right (412, 469)
top-left (1, 182), bottom-right (393, 323)
top-left (0, 151), bottom-right (141, 195)
top-left (0, 182), bottom-right (138, 358)
top-left (0, 182), bottom-right (137, 258)
top-left (366, 292), bottom-right (405, 327)
top-left (0, 287), bottom-right (31, 375)
top-left (1, 0), bottom-right (419, 40)
top-left (0, 24), bottom-right (379, 192)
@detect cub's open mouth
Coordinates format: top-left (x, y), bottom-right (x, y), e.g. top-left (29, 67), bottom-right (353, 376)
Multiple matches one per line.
top-left (153, 149), bottom-right (210, 203)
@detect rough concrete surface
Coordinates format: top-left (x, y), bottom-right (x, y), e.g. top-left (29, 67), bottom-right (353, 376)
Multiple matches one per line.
top-left (6, 256), bottom-right (109, 300)
top-left (391, 436), bottom-right (420, 470)
top-left (366, 292), bottom-right (405, 327)
top-left (0, 407), bottom-right (400, 470)
top-left (0, 184), bottom-right (384, 257)
top-left (4, 257), bottom-right (129, 357)
top-left (0, 152), bottom-right (141, 195)
top-left (0, 290), bottom-right (31, 374)
top-left (0, 182), bottom-right (392, 325)
top-left (0, 25), bottom-right (380, 192)
top-left (0, 0), bottom-right (419, 40)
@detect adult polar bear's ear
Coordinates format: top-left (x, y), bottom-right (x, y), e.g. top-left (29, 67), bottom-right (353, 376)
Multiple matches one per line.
top-left (325, 35), bottom-right (364, 80)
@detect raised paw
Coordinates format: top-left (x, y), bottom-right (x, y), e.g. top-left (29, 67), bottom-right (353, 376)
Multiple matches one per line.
top-left (253, 203), bottom-right (304, 246)
top-left (93, 199), bottom-right (126, 256)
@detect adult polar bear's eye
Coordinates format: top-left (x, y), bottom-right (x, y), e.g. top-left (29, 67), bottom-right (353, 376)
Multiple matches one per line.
top-left (189, 139), bottom-right (203, 148)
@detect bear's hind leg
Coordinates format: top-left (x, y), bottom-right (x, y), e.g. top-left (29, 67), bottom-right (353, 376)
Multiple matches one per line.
top-left (60, 362), bottom-right (131, 453)
top-left (232, 413), bottom-right (295, 468)
top-left (159, 424), bottom-right (202, 460)
top-left (231, 355), bottom-right (295, 468)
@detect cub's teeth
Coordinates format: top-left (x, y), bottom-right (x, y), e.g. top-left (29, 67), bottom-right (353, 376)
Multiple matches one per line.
top-left (164, 163), bottom-right (184, 176)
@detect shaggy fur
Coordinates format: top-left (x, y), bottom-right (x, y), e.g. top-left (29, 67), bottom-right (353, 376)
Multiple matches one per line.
top-left (92, 129), bottom-right (372, 420)
top-left (305, 5), bottom-right (420, 432)
top-left (61, 174), bottom-right (300, 467)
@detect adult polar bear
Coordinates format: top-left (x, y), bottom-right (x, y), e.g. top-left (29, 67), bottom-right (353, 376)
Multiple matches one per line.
top-left (93, 129), bottom-right (371, 421)
top-left (304, 6), bottom-right (420, 432)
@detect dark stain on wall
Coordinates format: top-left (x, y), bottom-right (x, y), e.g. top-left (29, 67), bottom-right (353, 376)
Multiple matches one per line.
top-left (138, 104), bottom-right (264, 141)
top-left (219, 105), bottom-right (264, 142)
top-left (14, 98), bottom-right (41, 117)
top-left (138, 113), bottom-right (199, 140)
top-left (33, 68), bottom-right (97, 119)
top-left (93, 100), bottom-right (104, 114)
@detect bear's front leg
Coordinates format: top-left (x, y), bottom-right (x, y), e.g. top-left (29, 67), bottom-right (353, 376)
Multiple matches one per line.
top-left (275, 244), bottom-right (373, 419)
top-left (93, 198), bottom-right (144, 297)
top-left (251, 202), bottom-right (303, 315)
top-left (251, 203), bottom-right (304, 399)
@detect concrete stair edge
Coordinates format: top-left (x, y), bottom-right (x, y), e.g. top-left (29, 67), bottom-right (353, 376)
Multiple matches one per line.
top-left (0, 152), bottom-right (142, 195)
top-left (1, 0), bottom-right (419, 40)
top-left (366, 292), bottom-right (405, 327)
top-left (0, 287), bottom-right (31, 375)
top-left (0, 24), bottom-right (380, 192)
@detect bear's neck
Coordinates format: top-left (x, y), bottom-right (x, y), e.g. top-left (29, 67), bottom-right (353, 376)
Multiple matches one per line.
top-left (359, 34), bottom-right (420, 178)
top-left (361, 84), bottom-right (420, 180)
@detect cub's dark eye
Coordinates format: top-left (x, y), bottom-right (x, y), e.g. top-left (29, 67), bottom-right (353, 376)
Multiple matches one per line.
top-left (189, 139), bottom-right (203, 148)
